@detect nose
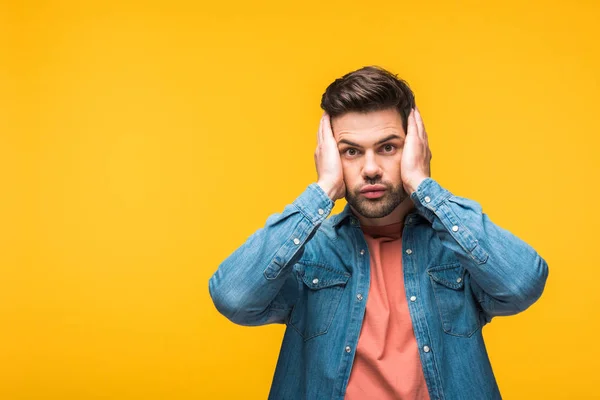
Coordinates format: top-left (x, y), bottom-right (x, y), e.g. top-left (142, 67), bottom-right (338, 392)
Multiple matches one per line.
top-left (361, 151), bottom-right (383, 181)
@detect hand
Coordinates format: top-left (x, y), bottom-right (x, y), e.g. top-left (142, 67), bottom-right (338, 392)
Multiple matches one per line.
top-left (401, 107), bottom-right (432, 195)
top-left (315, 112), bottom-right (345, 201)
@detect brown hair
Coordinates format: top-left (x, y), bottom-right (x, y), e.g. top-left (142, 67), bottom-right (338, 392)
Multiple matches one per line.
top-left (320, 66), bottom-right (415, 133)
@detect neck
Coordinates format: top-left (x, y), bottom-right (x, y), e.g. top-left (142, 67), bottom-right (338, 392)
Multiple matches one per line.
top-left (352, 197), bottom-right (416, 227)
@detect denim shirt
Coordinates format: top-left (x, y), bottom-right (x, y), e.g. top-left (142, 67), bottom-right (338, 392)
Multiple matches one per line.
top-left (208, 177), bottom-right (549, 400)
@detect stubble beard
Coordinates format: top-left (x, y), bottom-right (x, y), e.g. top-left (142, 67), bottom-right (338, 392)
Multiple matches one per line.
top-left (346, 180), bottom-right (408, 219)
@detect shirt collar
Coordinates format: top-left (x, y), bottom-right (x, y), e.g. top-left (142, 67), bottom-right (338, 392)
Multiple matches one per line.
top-left (330, 203), bottom-right (355, 228)
top-left (330, 203), bottom-right (424, 228)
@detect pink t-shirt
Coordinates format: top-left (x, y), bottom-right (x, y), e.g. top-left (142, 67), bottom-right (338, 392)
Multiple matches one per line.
top-left (344, 221), bottom-right (430, 400)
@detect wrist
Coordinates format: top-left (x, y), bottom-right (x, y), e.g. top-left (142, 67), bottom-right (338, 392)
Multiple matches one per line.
top-left (317, 180), bottom-right (342, 202)
top-left (405, 176), bottom-right (428, 195)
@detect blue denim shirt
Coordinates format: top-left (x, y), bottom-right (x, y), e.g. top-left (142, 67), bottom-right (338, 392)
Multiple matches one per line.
top-left (208, 177), bottom-right (549, 400)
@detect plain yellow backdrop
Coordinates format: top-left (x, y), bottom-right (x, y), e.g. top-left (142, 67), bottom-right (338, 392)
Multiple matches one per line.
top-left (1, 0), bottom-right (599, 399)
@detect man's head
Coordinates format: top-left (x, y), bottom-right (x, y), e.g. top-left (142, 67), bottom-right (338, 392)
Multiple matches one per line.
top-left (320, 66), bottom-right (416, 220)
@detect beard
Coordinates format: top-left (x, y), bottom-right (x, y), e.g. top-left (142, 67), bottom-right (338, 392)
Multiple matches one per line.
top-left (346, 179), bottom-right (408, 219)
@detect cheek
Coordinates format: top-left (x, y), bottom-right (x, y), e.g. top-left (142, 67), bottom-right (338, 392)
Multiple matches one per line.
top-left (382, 157), bottom-right (403, 179)
top-left (341, 161), bottom-right (360, 185)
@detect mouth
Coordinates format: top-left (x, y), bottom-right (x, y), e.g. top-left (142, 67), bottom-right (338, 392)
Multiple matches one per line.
top-left (360, 185), bottom-right (387, 199)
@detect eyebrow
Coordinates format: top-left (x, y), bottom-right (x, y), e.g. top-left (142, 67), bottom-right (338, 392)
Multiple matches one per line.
top-left (375, 134), bottom-right (403, 145)
top-left (338, 134), bottom-right (404, 148)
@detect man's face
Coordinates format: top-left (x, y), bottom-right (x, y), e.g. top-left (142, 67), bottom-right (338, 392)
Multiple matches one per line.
top-left (331, 108), bottom-right (408, 219)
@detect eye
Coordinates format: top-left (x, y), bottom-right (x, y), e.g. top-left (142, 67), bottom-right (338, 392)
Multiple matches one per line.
top-left (382, 144), bottom-right (395, 153)
top-left (344, 148), bottom-right (359, 157)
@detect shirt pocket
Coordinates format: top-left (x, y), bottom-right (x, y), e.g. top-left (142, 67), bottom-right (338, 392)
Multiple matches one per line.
top-left (427, 262), bottom-right (482, 338)
top-left (289, 262), bottom-right (350, 341)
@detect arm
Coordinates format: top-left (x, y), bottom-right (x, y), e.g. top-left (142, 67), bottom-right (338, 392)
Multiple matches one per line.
top-left (208, 183), bottom-right (334, 326)
top-left (410, 177), bottom-right (549, 318)
top-left (401, 108), bottom-right (548, 320)
top-left (209, 112), bottom-right (343, 326)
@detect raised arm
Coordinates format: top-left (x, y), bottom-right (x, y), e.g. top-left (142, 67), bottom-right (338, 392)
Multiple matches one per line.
top-left (403, 107), bottom-right (548, 319)
top-left (208, 112), bottom-right (343, 326)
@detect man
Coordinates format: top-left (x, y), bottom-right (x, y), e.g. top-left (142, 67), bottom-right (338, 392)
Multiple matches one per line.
top-left (208, 66), bottom-right (549, 400)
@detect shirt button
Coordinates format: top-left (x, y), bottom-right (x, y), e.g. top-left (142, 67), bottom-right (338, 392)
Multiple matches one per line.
top-left (318, 209), bottom-right (324, 215)
top-left (410, 295), bottom-right (417, 302)
top-left (312, 278), bottom-right (319, 285)
top-left (452, 225), bottom-right (459, 232)
top-left (456, 277), bottom-right (462, 283)
top-left (356, 293), bottom-right (363, 301)
top-left (423, 346), bottom-right (431, 353)
top-left (345, 346), bottom-right (352, 353)
top-left (293, 238), bottom-right (300, 245)
top-left (424, 196), bottom-right (431, 203)
top-left (360, 249), bottom-right (365, 255)
top-left (405, 249), bottom-right (413, 254)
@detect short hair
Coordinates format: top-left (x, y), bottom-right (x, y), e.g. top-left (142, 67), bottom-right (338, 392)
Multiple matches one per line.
top-left (320, 66), bottom-right (416, 133)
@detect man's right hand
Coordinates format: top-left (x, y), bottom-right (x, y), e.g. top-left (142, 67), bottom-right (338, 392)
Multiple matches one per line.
top-left (315, 112), bottom-right (345, 202)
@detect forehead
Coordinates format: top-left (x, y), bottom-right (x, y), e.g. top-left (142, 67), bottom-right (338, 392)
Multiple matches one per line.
top-left (331, 108), bottom-right (405, 141)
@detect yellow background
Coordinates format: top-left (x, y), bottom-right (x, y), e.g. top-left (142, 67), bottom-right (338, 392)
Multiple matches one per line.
top-left (1, 0), bottom-right (598, 398)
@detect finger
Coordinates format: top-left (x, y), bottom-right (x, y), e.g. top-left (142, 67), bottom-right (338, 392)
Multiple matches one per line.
top-left (317, 113), bottom-right (325, 144)
top-left (417, 108), bottom-right (432, 152)
top-left (414, 106), bottom-right (425, 140)
top-left (406, 108), bottom-right (417, 139)
top-left (322, 112), bottom-right (333, 142)
top-left (415, 107), bottom-right (430, 146)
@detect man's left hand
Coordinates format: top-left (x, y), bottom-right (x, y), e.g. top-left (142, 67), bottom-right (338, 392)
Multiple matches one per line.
top-left (401, 107), bottom-right (432, 195)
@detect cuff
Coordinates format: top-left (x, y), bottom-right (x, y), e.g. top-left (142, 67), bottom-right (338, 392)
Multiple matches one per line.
top-left (409, 177), bottom-right (452, 223)
top-left (292, 183), bottom-right (335, 226)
